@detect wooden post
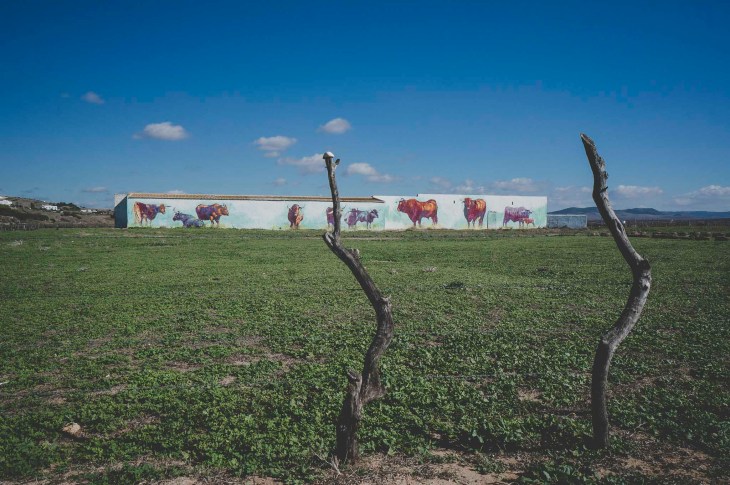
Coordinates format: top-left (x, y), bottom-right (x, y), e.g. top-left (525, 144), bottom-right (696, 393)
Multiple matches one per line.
top-left (581, 134), bottom-right (652, 448)
top-left (322, 152), bottom-right (395, 464)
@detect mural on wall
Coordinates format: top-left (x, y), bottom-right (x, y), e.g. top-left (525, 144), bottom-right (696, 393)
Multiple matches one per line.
top-left (172, 211), bottom-right (205, 228)
top-left (375, 194), bottom-right (548, 230)
top-left (133, 202), bottom-right (167, 225)
top-left (196, 204), bottom-right (229, 226)
top-left (396, 198), bottom-right (438, 227)
top-left (463, 198), bottom-right (487, 228)
top-left (502, 206), bottom-right (532, 227)
top-left (346, 208), bottom-right (379, 229)
top-left (123, 193), bottom-right (546, 230)
top-left (288, 204), bottom-right (304, 229)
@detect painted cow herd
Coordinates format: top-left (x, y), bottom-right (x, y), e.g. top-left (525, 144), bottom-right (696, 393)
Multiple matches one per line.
top-left (132, 199), bottom-right (538, 229)
top-left (133, 202), bottom-right (229, 228)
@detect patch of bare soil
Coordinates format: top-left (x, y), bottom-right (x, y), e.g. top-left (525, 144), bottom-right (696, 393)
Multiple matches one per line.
top-left (219, 375), bottom-right (236, 386)
top-left (230, 336), bottom-right (304, 372)
top-left (597, 430), bottom-right (719, 483)
top-left (517, 388), bottom-right (541, 403)
top-left (318, 450), bottom-right (527, 485)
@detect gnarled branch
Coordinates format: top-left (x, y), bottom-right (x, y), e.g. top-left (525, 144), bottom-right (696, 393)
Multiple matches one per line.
top-left (322, 153), bottom-right (395, 464)
top-left (581, 134), bottom-right (652, 448)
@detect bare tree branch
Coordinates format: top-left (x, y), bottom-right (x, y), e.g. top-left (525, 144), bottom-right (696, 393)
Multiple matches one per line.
top-left (322, 152), bottom-right (395, 464)
top-left (581, 134), bottom-right (652, 448)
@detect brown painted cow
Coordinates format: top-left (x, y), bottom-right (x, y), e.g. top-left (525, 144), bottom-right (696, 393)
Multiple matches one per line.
top-left (397, 198), bottom-right (438, 227)
top-left (288, 204), bottom-right (304, 229)
top-left (463, 198), bottom-right (487, 228)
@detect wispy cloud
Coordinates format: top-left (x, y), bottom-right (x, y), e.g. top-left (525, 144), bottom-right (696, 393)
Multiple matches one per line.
top-left (454, 179), bottom-right (486, 194)
top-left (254, 135), bottom-right (297, 157)
top-left (272, 177), bottom-right (287, 186)
top-left (429, 176), bottom-right (453, 190)
top-left (82, 186), bottom-right (108, 193)
top-left (319, 117), bottom-right (351, 134)
top-left (550, 186), bottom-right (593, 209)
top-left (673, 185), bottom-right (730, 209)
top-left (277, 153), bottom-right (325, 174)
top-left (82, 91), bottom-right (104, 104)
top-left (345, 162), bottom-right (397, 183)
top-left (490, 177), bottom-right (542, 194)
top-left (427, 177), bottom-right (486, 193)
top-left (134, 122), bottom-right (189, 141)
top-left (613, 185), bottom-right (663, 198)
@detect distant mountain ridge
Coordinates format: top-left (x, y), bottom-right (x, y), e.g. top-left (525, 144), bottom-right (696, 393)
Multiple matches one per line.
top-left (549, 207), bottom-right (730, 221)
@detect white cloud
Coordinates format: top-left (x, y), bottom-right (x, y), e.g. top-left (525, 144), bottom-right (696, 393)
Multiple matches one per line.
top-left (697, 185), bottom-right (730, 197)
top-left (254, 136), bottom-right (297, 157)
top-left (345, 162), bottom-right (397, 183)
top-left (428, 176), bottom-right (486, 193)
top-left (82, 91), bottom-right (104, 104)
top-left (135, 122), bottom-right (189, 141)
top-left (491, 177), bottom-right (541, 193)
top-left (273, 177), bottom-right (287, 186)
top-left (319, 117), bottom-right (351, 134)
top-left (550, 186), bottom-right (593, 209)
top-left (673, 185), bottom-right (730, 209)
top-left (613, 185), bottom-right (663, 198)
top-left (166, 189), bottom-right (186, 195)
top-left (82, 186), bottom-right (108, 193)
top-left (429, 176), bottom-right (453, 190)
top-left (346, 163), bottom-right (377, 176)
top-left (277, 153), bottom-right (325, 174)
top-left (454, 179), bottom-right (486, 194)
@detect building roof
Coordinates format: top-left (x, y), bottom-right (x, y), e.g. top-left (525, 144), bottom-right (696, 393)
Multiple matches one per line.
top-left (126, 193), bottom-right (384, 203)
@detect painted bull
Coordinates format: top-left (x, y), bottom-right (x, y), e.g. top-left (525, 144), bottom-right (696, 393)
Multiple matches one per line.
top-left (346, 209), bottom-right (379, 229)
top-left (133, 202), bottom-right (166, 225)
top-left (502, 206), bottom-right (532, 227)
top-left (196, 203), bottom-right (229, 226)
top-left (173, 211), bottom-right (205, 228)
top-left (288, 204), bottom-right (304, 229)
top-left (397, 198), bottom-right (438, 227)
top-left (326, 207), bottom-right (334, 227)
top-left (463, 198), bottom-right (487, 228)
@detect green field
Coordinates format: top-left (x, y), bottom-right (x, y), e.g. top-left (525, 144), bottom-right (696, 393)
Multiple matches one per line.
top-left (1, 228), bottom-right (728, 483)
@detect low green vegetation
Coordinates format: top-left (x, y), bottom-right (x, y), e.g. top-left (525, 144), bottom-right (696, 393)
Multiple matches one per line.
top-left (1, 228), bottom-right (728, 483)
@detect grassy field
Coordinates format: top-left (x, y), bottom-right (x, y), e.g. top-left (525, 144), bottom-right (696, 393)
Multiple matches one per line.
top-left (1, 228), bottom-right (728, 483)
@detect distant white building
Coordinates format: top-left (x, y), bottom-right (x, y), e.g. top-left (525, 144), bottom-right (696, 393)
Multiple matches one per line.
top-left (81, 209), bottom-right (97, 213)
top-left (0, 199), bottom-right (12, 206)
top-left (41, 204), bottom-right (59, 211)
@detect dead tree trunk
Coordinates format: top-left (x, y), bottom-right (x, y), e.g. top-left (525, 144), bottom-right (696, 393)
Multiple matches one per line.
top-left (580, 134), bottom-right (652, 448)
top-left (322, 152), bottom-right (395, 465)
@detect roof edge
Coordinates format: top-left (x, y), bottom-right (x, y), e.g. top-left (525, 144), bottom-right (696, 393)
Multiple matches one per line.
top-left (126, 193), bottom-right (384, 203)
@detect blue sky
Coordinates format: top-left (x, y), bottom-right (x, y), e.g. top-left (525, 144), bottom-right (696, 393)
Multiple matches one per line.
top-left (1, 1), bottom-right (728, 210)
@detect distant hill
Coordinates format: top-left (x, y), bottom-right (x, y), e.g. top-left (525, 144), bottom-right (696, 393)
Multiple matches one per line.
top-left (549, 207), bottom-right (730, 221)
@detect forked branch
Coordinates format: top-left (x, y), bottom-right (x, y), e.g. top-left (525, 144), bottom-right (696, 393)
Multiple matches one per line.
top-left (322, 152), bottom-right (395, 464)
top-left (581, 134), bottom-right (652, 448)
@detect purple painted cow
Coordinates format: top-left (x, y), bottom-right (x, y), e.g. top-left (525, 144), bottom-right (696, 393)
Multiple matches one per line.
top-left (346, 209), bottom-right (379, 229)
top-left (196, 204), bottom-right (229, 226)
top-left (502, 206), bottom-right (532, 227)
top-left (133, 202), bottom-right (166, 225)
